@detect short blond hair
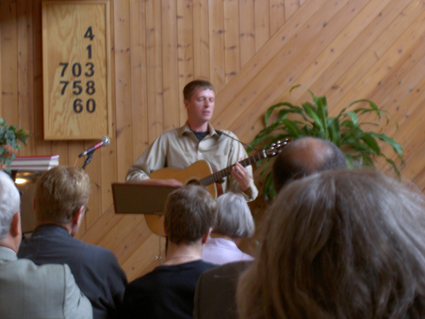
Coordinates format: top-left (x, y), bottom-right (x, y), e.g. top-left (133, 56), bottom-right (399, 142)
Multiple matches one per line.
top-left (35, 166), bottom-right (90, 225)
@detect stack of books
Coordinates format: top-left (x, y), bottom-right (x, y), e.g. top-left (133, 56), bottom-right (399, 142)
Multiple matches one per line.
top-left (9, 155), bottom-right (59, 171)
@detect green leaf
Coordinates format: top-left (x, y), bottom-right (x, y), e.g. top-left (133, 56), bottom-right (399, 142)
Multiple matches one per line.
top-left (265, 102), bottom-right (297, 126)
top-left (281, 119), bottom-right (302, 137)
top-left (360, 134), bottom-right (381, 155)
top-left (327, 118), bottom-right (341, 146)
top-left (384, 156), bottom-right (401, 179)
top-left (249, 86), bottom-right (404, 203)
top-left (301, 102), bottom-right (323, 131)
top-left (344, 111), bottom-right (359, 126)
top-left (314, 95), bottom-right (328, 118)
top-left (369, 132), bottom-right (404, 162)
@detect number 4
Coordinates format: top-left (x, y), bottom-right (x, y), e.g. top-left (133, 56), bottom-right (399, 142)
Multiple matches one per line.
top-left (84, 26), bottom-right (94, 41)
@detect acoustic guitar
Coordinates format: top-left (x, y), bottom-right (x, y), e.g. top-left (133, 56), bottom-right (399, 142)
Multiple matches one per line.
top-left (146, 140), bottom-right (288, 236)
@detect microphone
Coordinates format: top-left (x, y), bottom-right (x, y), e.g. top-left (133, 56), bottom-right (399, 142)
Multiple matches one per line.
top-left (78, 136), bottom-right (110, 157)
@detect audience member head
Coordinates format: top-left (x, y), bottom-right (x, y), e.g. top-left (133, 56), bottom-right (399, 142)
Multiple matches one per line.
top-left (164, 185), bottom-right (217, 245)
top-left (183, 79), bottom-right (215, 101)
top-left (0, 171), bottom-right (21, 250)
top-left (272, 137), bottom-right (346, 193)
top-left (213, 192), bottom-right (255, 239)
top-left (237, 169), bottom-right (425, 319)
top-left (34, 166), bottom-right (90, 234)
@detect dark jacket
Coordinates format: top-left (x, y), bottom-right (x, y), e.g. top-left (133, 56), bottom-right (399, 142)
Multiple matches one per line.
top-left (18, 224), bottom-right (127, 319)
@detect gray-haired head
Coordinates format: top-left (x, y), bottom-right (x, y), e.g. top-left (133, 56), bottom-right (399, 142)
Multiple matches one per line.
top-left (272, 136), bottom-right (346, 194)
top-left (213, 192), bottom-right (255, 238)
top-left (238, 169), bottom-right (425, 318)
top-left (0, 171), bottom-right (20, 240)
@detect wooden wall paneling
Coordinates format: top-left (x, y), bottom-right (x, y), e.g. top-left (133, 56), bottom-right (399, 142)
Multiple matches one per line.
top-left (269, 0), bottom-right (285, 35)
top-left (81, 205), bottom-right (119, 245)
top-left (214, 0), bottom-right (361, 134)
top-left (329, 8), bottom-right (425, 116)
top-left (224, 0), bottom-right (240, 83)
top-left (17, 0), bottom-right (35, 156)
top-left (284, 0), bottom-right (300, 21)
top-left (146, 0), bottom-right (164, 142)
top-left (32, 0), bottom-right (52, 157)
top-left (301, 0), bottom-right (418, 103)
top-left (239, 0), bottom-right (255, 67)
top-left (138, 0), bottom-right (168, 276)
top-left (324, 0), bottom-right (424, 109)
top-left (214, 0), bottom-right (326, 120)
top-left (193, 0), bottom-right (210, 80)
top-left (114, 0), bottom-right (133, 180)
top-left (254, 0), bottom-right (270, 52)
top-left (1, 0), bottom-right (19, 126)
top-left (359, 34), bottom-right (425, 117)
top-left (288, 0), bottom-right (404, 105)
top-left (130, 0), bottom-right (149, 162)
top-left (99, 0), bottom-right (116, 216)
top-left (208, 0), bottom-right (225, 92)
top-left (98, 214), bottom-right (150, 262)
top-left (374, 52), bottom-right (425, 124)
top-left (161, 0), bottom-right (180, 131)
top-left (177, 0), bottom-right (193, 124)
top-left (412, 154), bottom-right (425, 193)
top-left (389, 94), bottom-right (425, 171)
top-left (83, 146), bottom-right (102, 230)
top-left (121, 233), bottom-right (165, 281)
top-left (380, 77), bottom-right (425, 149)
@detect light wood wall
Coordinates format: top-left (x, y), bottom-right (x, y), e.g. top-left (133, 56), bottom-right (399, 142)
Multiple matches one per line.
top-left (1, 0), bottom-right (425, 281)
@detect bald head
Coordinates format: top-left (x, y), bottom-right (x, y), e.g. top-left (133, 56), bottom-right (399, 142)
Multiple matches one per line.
top-left (272, 137), bottom-right (346, 193)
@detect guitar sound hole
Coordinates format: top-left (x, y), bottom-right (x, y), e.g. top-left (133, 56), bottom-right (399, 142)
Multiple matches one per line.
top-left (187, 179), bottom-right (200, 186)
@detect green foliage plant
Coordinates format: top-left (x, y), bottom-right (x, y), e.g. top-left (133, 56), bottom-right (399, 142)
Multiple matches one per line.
top-left (0, 118), bottom-right (31, 173)
top-left (248, 85), bottom-right (405, 201)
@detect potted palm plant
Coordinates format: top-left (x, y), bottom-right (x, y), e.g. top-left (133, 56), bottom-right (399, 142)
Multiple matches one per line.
top-left (249, 85), bottom-right (404, 200)
top-left (0, 118), bottom-right (31, 173)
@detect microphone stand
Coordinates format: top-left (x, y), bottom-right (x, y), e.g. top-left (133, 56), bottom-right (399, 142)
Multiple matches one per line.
top-left (82, 151), bottom-right (94, 170)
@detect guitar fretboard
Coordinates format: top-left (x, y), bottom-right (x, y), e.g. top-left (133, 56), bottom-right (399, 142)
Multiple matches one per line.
top-left (199, 150), bottom-right (267, 186)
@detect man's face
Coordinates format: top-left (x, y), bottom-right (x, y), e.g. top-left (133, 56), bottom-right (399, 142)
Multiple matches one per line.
top-left (184, 88), bottom-right (215, 127)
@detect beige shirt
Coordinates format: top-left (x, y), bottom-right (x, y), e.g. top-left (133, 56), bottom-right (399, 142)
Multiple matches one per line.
top-left (126, 123), bottom-right (258, 201)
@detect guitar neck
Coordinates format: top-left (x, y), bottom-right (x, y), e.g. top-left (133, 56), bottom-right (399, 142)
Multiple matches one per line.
top-left (199, 150), bottom-right (267, 187)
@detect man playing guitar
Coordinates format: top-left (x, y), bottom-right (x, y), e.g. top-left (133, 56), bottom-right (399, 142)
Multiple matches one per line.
top-left (126, 80), bottom-right (258, 202)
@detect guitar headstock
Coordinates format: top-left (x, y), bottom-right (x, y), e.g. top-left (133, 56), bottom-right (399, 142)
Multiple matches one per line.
top-left (264, 138), bottom-right (290, 158)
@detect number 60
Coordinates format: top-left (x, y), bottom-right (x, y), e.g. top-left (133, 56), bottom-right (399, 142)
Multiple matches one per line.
top-left (73, 99), bottom-right (96, 113)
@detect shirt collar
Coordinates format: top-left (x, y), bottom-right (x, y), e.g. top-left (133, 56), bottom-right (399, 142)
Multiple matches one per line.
top-left (0, 246), bottom-right (18, 261)
top-left (178, 122), bottom-right (220, 138)
top-left (33, 224), bottom-right (71, 237)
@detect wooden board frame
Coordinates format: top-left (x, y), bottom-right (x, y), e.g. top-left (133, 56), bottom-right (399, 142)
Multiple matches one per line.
top-left (42, 0), bottom-right (112, 140)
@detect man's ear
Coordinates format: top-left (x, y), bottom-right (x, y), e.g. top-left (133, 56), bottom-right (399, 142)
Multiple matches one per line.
top-left (10, 212), bottom-right (21, 237)
top-left (183, 99), bottom-right (189, 108)
top-left (201, 227), bottom-right (212, 244)
top-left (73, 205), bottom-right (85, 227)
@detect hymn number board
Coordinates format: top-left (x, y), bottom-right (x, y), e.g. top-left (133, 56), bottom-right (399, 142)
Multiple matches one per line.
top-left (42, 1), bottom-right (111, 140)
